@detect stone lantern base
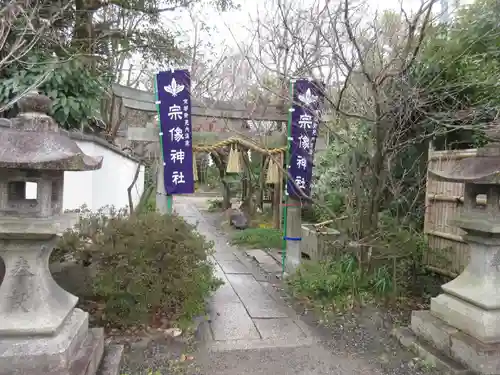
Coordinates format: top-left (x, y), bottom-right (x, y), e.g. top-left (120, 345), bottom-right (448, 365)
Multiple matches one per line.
top-left (0, 308), bottom-right (124, 375)
top-left (394, 231), bottom-right (500, 375)
top-left (396, 310), bottom-right (500, 375)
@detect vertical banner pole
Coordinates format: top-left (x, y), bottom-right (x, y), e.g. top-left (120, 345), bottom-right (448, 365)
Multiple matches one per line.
top-left (167, 195), bottom-right (173, 214)
top-left (284, 78), bottom-right (325, 273)
top-left (282, 80), bottom-right (294, 275)
top-left (156, 69), bottom-right (195, 214)
top-left (154, 76), bottom-right (170, 214)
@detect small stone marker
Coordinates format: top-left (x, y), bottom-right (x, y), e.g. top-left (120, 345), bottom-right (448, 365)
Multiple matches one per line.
top-left (228, 208), bottom-right (249, 229)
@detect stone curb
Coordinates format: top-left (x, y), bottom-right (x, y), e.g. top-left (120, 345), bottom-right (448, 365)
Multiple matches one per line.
top-left (97, 345), bottom-right (125, 375)
top-left (392, 327), bottom-right (472, 375)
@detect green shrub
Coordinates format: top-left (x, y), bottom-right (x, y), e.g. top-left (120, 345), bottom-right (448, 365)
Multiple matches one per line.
top-left (204, 165), bottom-right (221, 188)
top-left (143, 192), bottom-right (156, 213)
top-left (207, 198), bottom-right (224, 212)
top-left (58, 208), bottom-right (222, 328)
top-left (230, 228), bottom-right (282, 249)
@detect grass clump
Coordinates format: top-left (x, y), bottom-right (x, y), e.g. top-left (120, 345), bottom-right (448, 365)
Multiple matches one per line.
top-left (287, 255), bottom-right (386, 309)
top-left (287, 244), bottom-right (443, 311)
top-left (286, 213), bottom-right (449, 313)
top-left (230, 227), bottom-right (282, 249)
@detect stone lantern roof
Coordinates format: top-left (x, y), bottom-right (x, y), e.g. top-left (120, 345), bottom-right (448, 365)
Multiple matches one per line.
top-left (428, 128), bottom-right (500, 184)
top-left (428, 127), bottom-right (500, 234)
top-left (0, 91), bottom-right (102, 170)
top-left (428, 154), bottom-right (500, 184)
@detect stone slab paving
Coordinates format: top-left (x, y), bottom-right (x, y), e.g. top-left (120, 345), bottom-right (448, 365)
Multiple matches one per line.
top-left (209, 302), bottom-right (261, 341)
top-left (213, 252), bottom-right (240, 262)
top-left (210, 262), bottom-right (241, 305)
top-left (174, 197), bottom-right (385, 375)
top-left (175, 198), bottom-right (302, 344)
top-left (253, 318), bottom-right (306, 341)
top-left (218, 260), bottom-right (251, 274)
top-left (225, 274), bottom-right (288, 319)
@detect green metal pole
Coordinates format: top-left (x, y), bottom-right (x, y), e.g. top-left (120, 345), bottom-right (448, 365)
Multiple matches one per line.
top-left (167, 195), bottom-right (173, 214)
top-left (154, 75), bottom-right (173, 214)
top-left (282, 80), bottom-right (294, 275)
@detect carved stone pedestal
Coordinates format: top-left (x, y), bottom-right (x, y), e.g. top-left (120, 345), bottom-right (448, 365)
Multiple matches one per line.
top-left (0, 218), bottom-right (123, 375)
top-left (0, 234), bottom-right (77, 335)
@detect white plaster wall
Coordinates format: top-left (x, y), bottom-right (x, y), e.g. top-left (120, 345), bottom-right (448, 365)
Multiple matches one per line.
top-left (62, 140), bottom-right (145, 212)
top-left (62, 141), bottom-right (95, 210)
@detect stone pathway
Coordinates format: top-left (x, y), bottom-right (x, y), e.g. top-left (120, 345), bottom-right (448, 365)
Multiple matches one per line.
top-left (174, 196), bottom-right (389, 375)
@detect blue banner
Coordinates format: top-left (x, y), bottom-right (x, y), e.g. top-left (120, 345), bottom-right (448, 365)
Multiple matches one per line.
top-left (286, 79), bottom-right (325, 199)
top-left (156, 69), bottom-right (195, 195)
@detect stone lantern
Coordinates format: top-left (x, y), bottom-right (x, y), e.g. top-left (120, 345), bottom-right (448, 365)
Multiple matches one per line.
top-left (0, 92), bottom-right (121, 374)
top-left (398, 129), bottom-right (500, 374)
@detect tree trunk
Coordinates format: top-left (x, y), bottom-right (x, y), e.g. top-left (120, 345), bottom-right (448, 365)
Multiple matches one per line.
top-left (256, 155), bottom-right (269, 211)
top-left (222, 182), bottom-right (231, 209)
top-left (72, 0), bottom-right (96, 53)
top-left (211, 151), bottom-right (231, 210)
top-left (240, 149), bottom-right (254, 217)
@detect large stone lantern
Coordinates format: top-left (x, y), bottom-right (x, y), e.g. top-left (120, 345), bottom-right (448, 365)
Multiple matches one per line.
top-left (398, 131), bottom-right (500, 374)
top-left (0, 92), bottom-right (121, 375)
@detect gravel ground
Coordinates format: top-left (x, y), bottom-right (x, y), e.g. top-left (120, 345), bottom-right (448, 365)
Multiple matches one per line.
top-left (298, 303), bottom-right (439, 375)
top-left (117, 334), bottom-right (199, 375)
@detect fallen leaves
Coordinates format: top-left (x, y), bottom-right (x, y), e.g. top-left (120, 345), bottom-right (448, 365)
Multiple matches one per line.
top-left (164, 327), bottom-right (183, 337)
top-left (179, 354), bottom-right (195, 362)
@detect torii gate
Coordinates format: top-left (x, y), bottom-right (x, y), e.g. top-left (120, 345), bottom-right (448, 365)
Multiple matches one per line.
top-left (111, 83), bottom-right (330, 272)
top-left (111, 83), bottom-right (291, 216)
top-left (111, 83), bottom-right (289, 138)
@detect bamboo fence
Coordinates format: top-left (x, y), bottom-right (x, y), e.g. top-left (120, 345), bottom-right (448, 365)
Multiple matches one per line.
top-left (424, 146), bottom-right (484, 275)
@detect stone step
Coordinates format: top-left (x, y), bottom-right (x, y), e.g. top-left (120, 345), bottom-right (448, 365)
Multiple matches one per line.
top-left (206, 335), bottom-right (316, 352)
top-left (96, 344), bottom-right (125, 375)
top-left (267, 249), bottom-right (285, 265)
top-left (70, 328), bottom-right (105, 375)
top-left (392, 327), bottom-right (472, 375)
top-left (410, 310), bottom-right (500, 375)
top-left (244, 249), bottom-right (282, 275)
